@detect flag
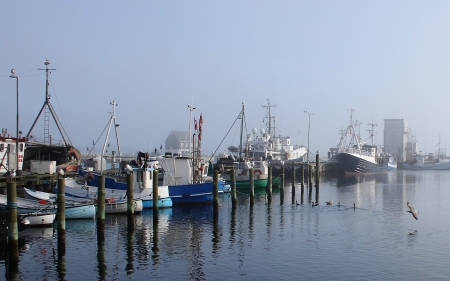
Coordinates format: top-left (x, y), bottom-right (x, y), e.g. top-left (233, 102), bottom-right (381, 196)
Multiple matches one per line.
top-left (194, 118), bottom-right (198, 131)
top-left (199, 114), bottom-right (203, 131)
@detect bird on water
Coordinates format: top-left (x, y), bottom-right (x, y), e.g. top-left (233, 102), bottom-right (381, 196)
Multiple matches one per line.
top-left (326, 201), bottom-right (333, 205)
top-left (407, 202), bottom-right (419, 220)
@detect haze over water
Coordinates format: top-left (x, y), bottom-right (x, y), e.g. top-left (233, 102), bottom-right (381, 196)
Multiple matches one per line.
top-left (2, 170), bottom-right (450, 280)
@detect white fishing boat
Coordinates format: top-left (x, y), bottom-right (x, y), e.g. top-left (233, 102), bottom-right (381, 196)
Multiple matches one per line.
top-left (245, 100), bottom-right (307, 162)
top-left (79, 102), bottom-right (172, 208)
top-left (402, 154), bottom-right (450, 170)
top-left (0, 128), bottom-right (26, 174)
top-left (334, 110), bottom-right (389, 174)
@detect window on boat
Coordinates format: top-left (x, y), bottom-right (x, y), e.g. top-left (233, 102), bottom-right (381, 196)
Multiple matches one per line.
top-left (19, 143), bottom-right (24, 152)
top-left (254, 162), bottom-right (261, 168)
top-left (0, 144), bottom-right (3, 152)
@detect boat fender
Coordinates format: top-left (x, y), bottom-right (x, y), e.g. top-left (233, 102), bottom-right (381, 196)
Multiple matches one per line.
top-left (254, 169), bottom-right (262, 176)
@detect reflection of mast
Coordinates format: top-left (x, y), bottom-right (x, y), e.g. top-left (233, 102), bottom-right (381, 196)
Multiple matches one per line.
top-left (262, 99), bottom-right (277, 137)
top-left (27, 59), bottom-right (72, 146)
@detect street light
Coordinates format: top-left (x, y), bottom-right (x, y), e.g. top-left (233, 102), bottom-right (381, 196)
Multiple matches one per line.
top-left (9, 69), bottom-right (19, 171)
top-left (304, 110), bottom-right (313, 162)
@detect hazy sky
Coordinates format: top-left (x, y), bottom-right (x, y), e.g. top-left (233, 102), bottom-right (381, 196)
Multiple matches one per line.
top-left (2, 1), bottom-right (450, 158)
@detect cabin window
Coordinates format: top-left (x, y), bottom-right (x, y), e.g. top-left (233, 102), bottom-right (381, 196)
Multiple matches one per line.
top-left (19, 143), bottom-right (24, 152)
top-left (0, 144), bottom-right (3, 152)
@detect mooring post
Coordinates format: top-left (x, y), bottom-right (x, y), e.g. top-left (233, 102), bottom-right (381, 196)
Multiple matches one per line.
top-left (301, 165), bottom-right (305, 204)
top-left (280, 164), bottom-right (285, 205)
top-left (213, 170), bottom-right (219, 209)
top-left (308, 164), bottom-right (313, 188)
top-left (315, 151), bottom-right (320, 187)
top-left (97, 175), bottom-right (105, 241)
top-left (153, 170), bottom-right (159, 225)
top-left (57, 177), bottom-right (66, 256)
top-left (127, 173), bottom-right (135, 232)
top-left (6, 180), bottom-right (19, 273)
top-left (231, 168), bottom-right (237, 208)
top-left (249, 168), bottom-right (254, 206)
top-left (153, 170), bottom-right (159, 214)
top-left (291, 165), bottom-right (296, 204)
top-left (267, 166), bottom-right (272, 205)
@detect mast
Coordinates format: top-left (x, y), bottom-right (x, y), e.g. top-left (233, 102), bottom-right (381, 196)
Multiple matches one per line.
top-left (27, 58), bottom-right (72, 146)
top-left (262, 99), bottom-right (277, 137)
top-left (101, 101), bottom-right (121, 170)
top-left (239, 102), bottom-right (244, 161)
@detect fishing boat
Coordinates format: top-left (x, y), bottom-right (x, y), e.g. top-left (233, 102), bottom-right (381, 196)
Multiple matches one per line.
top-left (245, 99), bottom-right (307, 163)
top-left (158, 110), bottom-right (223, 204)
top-left (402, 154), bottom-right (450, 170)
top-left (24, 189), bottom-right (96, 219)
top-left (215, 103), bottom-right (269, 188)
top-left (0, 129), bottom-right (26, 174)
top-left (79, 102), bottom-right (172, 208)
top-left (334, 110), bottom-right (389, 174)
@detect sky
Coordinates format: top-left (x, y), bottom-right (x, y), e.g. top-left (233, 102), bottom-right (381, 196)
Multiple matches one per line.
top-left (2, 1), bottom-right (450, 159)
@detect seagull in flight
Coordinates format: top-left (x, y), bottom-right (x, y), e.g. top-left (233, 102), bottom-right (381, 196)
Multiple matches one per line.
top-left (407, 202), bottom-right (419, 220)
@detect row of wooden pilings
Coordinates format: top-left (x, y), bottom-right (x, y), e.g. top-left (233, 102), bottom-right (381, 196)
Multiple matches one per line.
top-left (4, 170), bottom-right (162, 279)
top-left (4, 152), bottom-right (321, 278)
top-left (216, 151), bottom-right (322, 208)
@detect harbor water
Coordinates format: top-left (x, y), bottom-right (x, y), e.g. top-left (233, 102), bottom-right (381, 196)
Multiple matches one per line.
top-left (2, 170), bottom-right (450, 280)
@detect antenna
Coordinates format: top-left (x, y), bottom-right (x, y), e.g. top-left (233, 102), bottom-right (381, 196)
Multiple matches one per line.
top-left (27, 59), bottom-right (72, 146)
top-left (367, 120), bottom-right (377, 146)
top-left (261, 99), bottom-right (277, 137)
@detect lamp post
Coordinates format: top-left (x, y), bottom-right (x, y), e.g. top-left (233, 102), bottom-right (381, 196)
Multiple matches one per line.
top-left (10, 69), bottom-right (19, 171)
top-left (304, 110), bottom-right (313, 162)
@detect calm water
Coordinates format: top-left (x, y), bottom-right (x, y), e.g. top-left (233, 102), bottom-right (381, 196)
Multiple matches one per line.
top-left (2, 170), bottom-right (450, 280)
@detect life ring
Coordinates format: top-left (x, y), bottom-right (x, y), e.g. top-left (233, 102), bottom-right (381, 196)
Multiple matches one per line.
top-left (254, 169), bottom-right (262, 176)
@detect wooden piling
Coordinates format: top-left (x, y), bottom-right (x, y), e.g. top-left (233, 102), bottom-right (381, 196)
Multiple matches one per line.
top-left (153, 170), bottom-right (159, 213)
top-left (315, 151), bottom-right (320, 187)
top-left (301, 165), bottom-right (305, 204)
top-left (280, 164), bottom-right (285, 205)
top-left (57, 177), bottom-right (66, 256)
top-left (308, 164), bottom-right (313, 188)
top-left (6, 180), bottom-right (19, 273)
top-left (231, 168), bottom-right (237, 208)
top-left (291, 165), bottom-right (296, 204)
top-left (213, 170), bottom-right (219, 209)
top-left (97, 175), bottom-right (105, 242)
top-left (249, 168), bottom-right (254, 207)
top-left (267, 166), bottom-right (272, 205)
top-left (127, 173), bottom-right (134, 232)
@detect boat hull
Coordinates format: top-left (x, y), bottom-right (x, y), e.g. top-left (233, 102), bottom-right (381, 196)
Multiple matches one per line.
top-left (336, 153), bottom-right (388, 173)
top-left (168, 182), bottom-right (215, 205)
top-left (24, 213), bottom-right (55, 226)
top-left (235, 179), bottom-right (268, 189)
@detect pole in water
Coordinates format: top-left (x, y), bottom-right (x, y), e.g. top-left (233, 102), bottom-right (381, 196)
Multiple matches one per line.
top-left (267, 166), bottom-right (272, 205)
top-left (97, 175), bottom-right (106, 242)
top-left (315, 151), bottom-right (320, 187)
top-left (231, 168), bottom-right (237, 208)
top-left (213, 170), bottom-right (219, 209)
top-left (301, 164), bottom-right (305, 203)
top-left (280, 164), bottom-right (285, 205)
top-left (127, 173), bottom-right (135, 232)
top-left (249, 168), bottom-right (254, 207)
top-left (153, 170), bottom-right (159, 214)
top-left (291, 165), bottom-right (296, 204)
top-left (6, 180), bottom-right (19, 273)
top-left (57, 177), bottom-right (66, 256)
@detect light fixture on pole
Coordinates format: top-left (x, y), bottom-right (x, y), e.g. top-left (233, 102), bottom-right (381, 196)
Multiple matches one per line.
top-left (304, 110), bottom-right (313, 162)
top-left (9, 69), bottom-right (19, 171)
